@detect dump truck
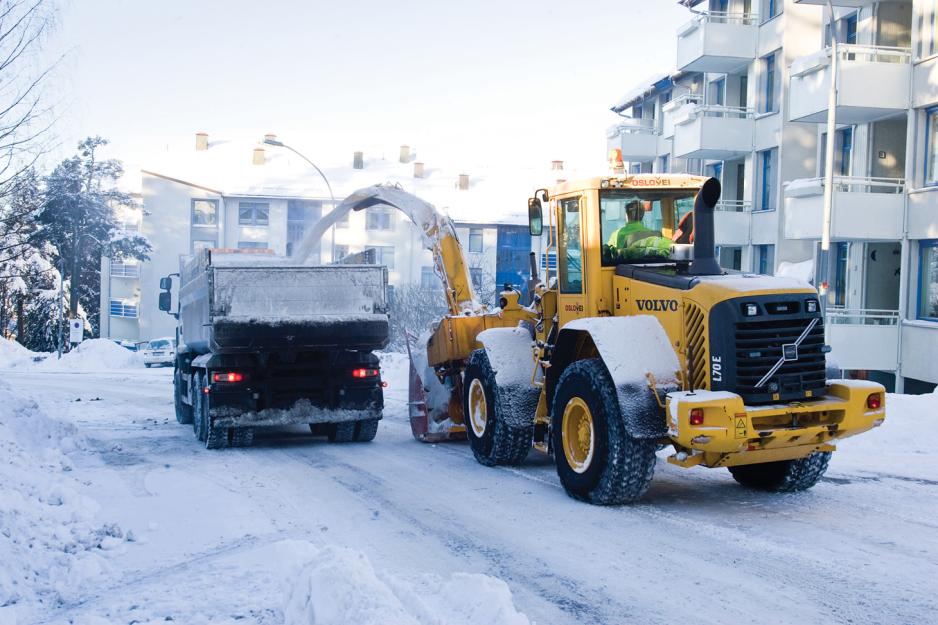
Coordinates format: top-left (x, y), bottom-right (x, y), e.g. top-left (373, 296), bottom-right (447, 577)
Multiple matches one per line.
top-left (158, 249), bottom-right (389, 449)
top-left (336, 176), bottom-right (886, 504)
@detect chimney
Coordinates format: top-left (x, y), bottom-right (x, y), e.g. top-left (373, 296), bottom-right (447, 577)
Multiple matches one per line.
top-left (353, 151), bottom-right (364, 169)
top-left (195, 132), bottom-right (208, 151)
top-left (253, 147), bottom-right (266, 165)
top-left (551, 160), bottom-right (564, 171)
top-left (414, 162), bottom-right (425, 178)
top-left (457, 174), bottom-right (469, 190)
top-left (399, 145), bottom-right (410, 163)
top-left (264, 133), bottom-right (277, 143)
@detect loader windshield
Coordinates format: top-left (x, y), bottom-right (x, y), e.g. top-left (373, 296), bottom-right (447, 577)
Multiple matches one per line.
top-left (600, 190), bottom-right (696, 266)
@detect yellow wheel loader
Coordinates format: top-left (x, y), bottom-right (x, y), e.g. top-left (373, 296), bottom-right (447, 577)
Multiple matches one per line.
top-left (337, 175), bottom-right (886, 504)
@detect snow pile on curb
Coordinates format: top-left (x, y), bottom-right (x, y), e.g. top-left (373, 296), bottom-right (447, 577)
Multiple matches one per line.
top-left (0, 379), bottom-right (128, 622)
top-left (0, 337), bottom-right (36, 369)
top-left (37, 338), bottom-right (142, 371)
top-left (278, 541), bottom-right (530, 625)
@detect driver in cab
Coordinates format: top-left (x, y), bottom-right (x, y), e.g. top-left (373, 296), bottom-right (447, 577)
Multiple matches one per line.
top-left (606, 199), bottom-right (673, 261)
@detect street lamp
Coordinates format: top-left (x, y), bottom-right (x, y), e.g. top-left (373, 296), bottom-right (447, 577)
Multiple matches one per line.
top-left (262, 137), bottom-right (337, 261)
top-left (818, 0), bottom-right (840, 316)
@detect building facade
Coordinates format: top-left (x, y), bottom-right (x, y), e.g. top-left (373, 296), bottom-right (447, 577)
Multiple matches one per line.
top-left (607, 0), bottom-right (937, 391)
top-left (100, 136), bottom-right (541, 344)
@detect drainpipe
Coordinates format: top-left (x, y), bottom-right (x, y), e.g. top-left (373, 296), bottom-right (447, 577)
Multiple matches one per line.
top-left (818, 0), bottom-right (839, 319)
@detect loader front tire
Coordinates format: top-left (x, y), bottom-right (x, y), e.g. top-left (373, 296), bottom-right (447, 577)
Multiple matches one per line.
top-left (728, 451), bottom-right (832, 492)
top-left (551, 359), bottom-right (656, 505)
top-left (463, 349), bottom-right (532, 467)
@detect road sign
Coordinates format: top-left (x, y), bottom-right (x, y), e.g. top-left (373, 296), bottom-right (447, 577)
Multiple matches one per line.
top-left (69, 318), bottom-right (83, 344)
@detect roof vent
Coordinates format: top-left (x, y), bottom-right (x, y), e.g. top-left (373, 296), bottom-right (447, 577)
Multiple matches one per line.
top-left (551, 160), bottom-right (564, 170)
top-left (196, 132), bottom-right (208, 151)
top-left (457, 174), bottom-right (469, 190)
top-left (414, 162), bottom-right (425, 178)
top-left (399, 145), bottom-right (411, 163)
top-left (253, 147), bottom-right (266, 165)
top-left (353, 151), bottom-right (364, 169)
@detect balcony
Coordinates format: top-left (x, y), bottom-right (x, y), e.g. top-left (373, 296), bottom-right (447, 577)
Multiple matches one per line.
top-left (676, 10), bottom-right (757, 74)
top-left (794, 0), bottom-right (876, 6)
top-left (789, 45), bottom-right (911, 124)
top-left (783, 176), bottom-right (904, 241)
top-left (901, 321), bottom-right (938, 384)
top-left (606, 118), bottom-right (659, 161)
top-left (713, 201), bottom-right (752, 246)
top-left (672, 105), bottom-right (754, 160)
top-left (827, 308), bottom-right (899, 372)
top-left (906, 188), bottom-right (938, 239)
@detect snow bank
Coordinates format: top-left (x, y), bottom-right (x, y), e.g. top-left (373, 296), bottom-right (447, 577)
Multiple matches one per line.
top-left (277, 541), bottom-right (530, 625)
top-left (0, 337), bottom-right (35, 368)
top-left (37, 338), bottom-right (142, 372)
top-left (0, 380), bottom-right (129, 622)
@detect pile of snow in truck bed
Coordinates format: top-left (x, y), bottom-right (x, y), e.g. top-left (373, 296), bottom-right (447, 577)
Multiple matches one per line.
top-left (0, 379), bottom-right (131, 623)
top-left (278, 541), bottom-right (530, 625)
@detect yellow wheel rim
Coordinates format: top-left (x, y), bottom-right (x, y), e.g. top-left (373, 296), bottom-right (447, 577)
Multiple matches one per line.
top-left (468, 378), bottom-right (488, 437)
top-left (561, 397), bottom-right (594, 474)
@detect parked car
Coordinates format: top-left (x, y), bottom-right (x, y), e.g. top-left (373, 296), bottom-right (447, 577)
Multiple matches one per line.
top-left (141, 337), bottom-right (175, 367)
top-left (111, 338), bottom-right (139, 351)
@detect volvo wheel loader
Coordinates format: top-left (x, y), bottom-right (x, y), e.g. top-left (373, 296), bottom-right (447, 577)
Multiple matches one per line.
top-left (336, 174), bottom-right (886, 504)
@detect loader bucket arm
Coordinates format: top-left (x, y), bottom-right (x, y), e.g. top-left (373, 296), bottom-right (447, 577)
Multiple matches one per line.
top-left (336, 185), bottom-right (481, 316)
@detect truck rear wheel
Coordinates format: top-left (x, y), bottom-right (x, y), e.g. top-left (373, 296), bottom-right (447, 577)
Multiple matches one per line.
top-left (192, 371), bottom-right (206, 442)
top-left (328, 421), bottom-right (356, 443)
top-left (551, 359), bottom-right (656, 505)
top-left (174, 369), bottom-right (193, 425)
top-left (463, 349), bottom-right (532, 467)
top-left (728, 452), bottom-right (832, 492)
top-left (354, 419), bottom-right (379, 442)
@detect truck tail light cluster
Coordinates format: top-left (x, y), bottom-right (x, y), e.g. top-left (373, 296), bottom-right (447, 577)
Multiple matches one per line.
top-left (351, 368), bottom-right (379, 379)
top-left (212, 372), bottom-right (245, 383)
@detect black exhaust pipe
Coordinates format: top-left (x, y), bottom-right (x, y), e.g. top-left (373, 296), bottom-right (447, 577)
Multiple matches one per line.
top-left (688, 177), bottom-right (722, 276)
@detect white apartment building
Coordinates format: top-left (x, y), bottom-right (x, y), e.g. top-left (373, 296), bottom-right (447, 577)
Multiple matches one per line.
top-left (607, 0), bottom-right (937, 392)
top-left (100, 134), bottom-right (551, 344)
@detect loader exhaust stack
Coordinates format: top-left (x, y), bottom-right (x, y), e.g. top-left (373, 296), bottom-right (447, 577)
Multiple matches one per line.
top-left (688, 177), bottom-right (723, 277)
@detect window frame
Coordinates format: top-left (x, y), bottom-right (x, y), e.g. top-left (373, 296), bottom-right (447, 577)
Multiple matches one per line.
top-left (925, 106), bottom-right (938, 187)
top-left (759, 52), bottom-right (779, 114)
top-left (468, 228), bottom-right (484, 253)
top-left (237, 241), bottom-right (269, 250)
top-left (757, 148), bottom-right (777, 211)
top-left (333, 244), bottom-right (349, 260)
top-left (761, 0), bottom-right (782, 25)
top-left (238, 201), bottom-right (270, 226)
top-left (109, 299), bottom-right (139, 319)
top-left (918, 240), bottom-right (938, 321)
top-left (366, 208), bottom-right (393, 231)
top-left (558, 196), bottom-right (583, 294)
top-left (373, 245), bottom-right (395, 269)
top-left (191, 199), bottom-right (219, 227)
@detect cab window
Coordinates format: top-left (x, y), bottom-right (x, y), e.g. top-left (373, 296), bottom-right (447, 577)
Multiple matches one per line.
top-left (600, 190), bottom-right (696, 266)
top-left (558, 197), bottom-right (582, 293)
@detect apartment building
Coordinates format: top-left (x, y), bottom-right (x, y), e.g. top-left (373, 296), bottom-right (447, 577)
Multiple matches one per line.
top-left (607, 0), bottom-right (937, 391)
top-left (100, 134), bottom-right (547, 344)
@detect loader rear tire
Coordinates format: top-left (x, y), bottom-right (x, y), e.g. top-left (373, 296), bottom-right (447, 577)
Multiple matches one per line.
top-left (174, 369), bottom-right (194, 425)
top-left (728, 451), bottom-right (832, 492)
top-left (463, 349), bottom-right (532, 467)
top-left (551, 359), bottom-right (656, 505)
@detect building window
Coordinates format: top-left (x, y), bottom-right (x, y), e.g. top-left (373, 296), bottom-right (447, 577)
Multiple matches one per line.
top-left (658, 154), bottom-right (670, 174)
top-left (755, 244), bottom-right (775, 275)
top-left (192, 239), bottom-right (215, 253)
top-left (366, 208), bottom-right (393, 231)
top-left (110, 261), bottom-right (140, 278)
top-left (919, 241), bottom-right (938, 320)
top-left (926, 107), bottom-right (938, 185)
top-left (372, 245), bottom-right (395, 269)
top-left (420, 266), bottom-right (438, 289)
top-left (192, 199), bottom-right (218, 226)
top-left (334, 245), bottom-right (349, 260)
top-left (238, 202), bottom-right (269, 226)
top-left (919, 3), bottom-right (938, 59)
top-left (759, 52), bottom-right (779, 114)
top-left (717, 246), bottom-right (743, 271)
top-left (238, 241), bottom-right (268, 250)
top-left (762, 0), bottom-right (781, 23)
top-left (468, 228), bottom-right (483, 253)
top-left (757, 148), bottom-right (777, 211)
top-left (109, 299), bottom-right (138, 318)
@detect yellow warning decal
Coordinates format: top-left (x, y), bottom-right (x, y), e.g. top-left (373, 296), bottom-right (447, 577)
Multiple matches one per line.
top-left (734, 413), bottom-right (747, 439)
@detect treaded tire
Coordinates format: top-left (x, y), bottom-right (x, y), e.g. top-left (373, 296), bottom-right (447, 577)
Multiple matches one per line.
top-left (729, 451), bottom-right (832, 492)
top-left (174, 369), bottom-right (194, 425)
top-left (354, 419), bottom-right (379, 442)
top-left (231, 427), bottom-right (255, 448)
top-left (192, 372), bottom-right (206, 442)
top-left (463, 349), bottom-right (532, 467)
top-left (551, 358), bottom-right (657, 505)
top-left (328, 421), bottom-right (357, 443)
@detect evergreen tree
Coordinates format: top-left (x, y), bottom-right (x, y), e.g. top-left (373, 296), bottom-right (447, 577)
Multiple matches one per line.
top-left (36, 137), bottom-right (150, 335)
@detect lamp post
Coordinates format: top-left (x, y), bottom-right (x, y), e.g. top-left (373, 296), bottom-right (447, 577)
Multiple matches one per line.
top-left (262, 137), bottom-right (337, 261)
top-left (818, 0), bottom-right (839, 316)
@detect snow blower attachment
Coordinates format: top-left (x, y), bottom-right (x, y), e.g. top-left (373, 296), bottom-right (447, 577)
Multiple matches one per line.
top-left (339, 176), bottom-right (886, 504)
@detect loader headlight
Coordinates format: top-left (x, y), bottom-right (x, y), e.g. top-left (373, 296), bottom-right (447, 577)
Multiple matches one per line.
top-left (742, 302), bottom-right (759, 317)
top-left (806, 299), bottom-right (819, 313)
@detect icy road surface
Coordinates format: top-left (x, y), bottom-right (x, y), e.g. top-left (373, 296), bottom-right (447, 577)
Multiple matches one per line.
top-left (4, 357), bottom-right (937, 625)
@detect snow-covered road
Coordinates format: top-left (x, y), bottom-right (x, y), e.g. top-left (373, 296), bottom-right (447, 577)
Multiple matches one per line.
top-left (4, 357), bottom-right (937, 625)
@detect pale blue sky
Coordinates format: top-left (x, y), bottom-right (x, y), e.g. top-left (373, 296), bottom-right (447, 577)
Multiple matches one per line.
top-left (44, 0), bottom-right (689, 174)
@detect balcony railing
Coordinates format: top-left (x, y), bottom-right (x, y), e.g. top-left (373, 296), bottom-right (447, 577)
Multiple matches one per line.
top-left (685, 9), bottom-right (759, 26)
top-left (791, 44), bottom-right (912, 78)
top-left (679, 104), bottom-right (755, 122)
top-left (662, 93), bottom-right (703, 114)
top-left (827, 308), bottom-right (899, 326)
top-left (787, 176), bottom-right (905, 196)
top-left (715, 199), bottom-right (752, 212)
top-left (606, 117), bottom-right (658, 139)
top-left (110, 262), bottom-right (140, 278)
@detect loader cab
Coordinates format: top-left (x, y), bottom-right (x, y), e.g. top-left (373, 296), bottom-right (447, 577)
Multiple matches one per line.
top-left (538, 175), bottom-right (710, 327)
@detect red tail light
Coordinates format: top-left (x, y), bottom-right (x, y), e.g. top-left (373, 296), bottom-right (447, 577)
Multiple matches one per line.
top-left (689, 408), bottom-right (705, 426)
top-left (351, 368), bottom-right (379, 379)
top-left (866, 393), bottom-right (882, 410)
top-left (212, 372), bottom-right (244, 383)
